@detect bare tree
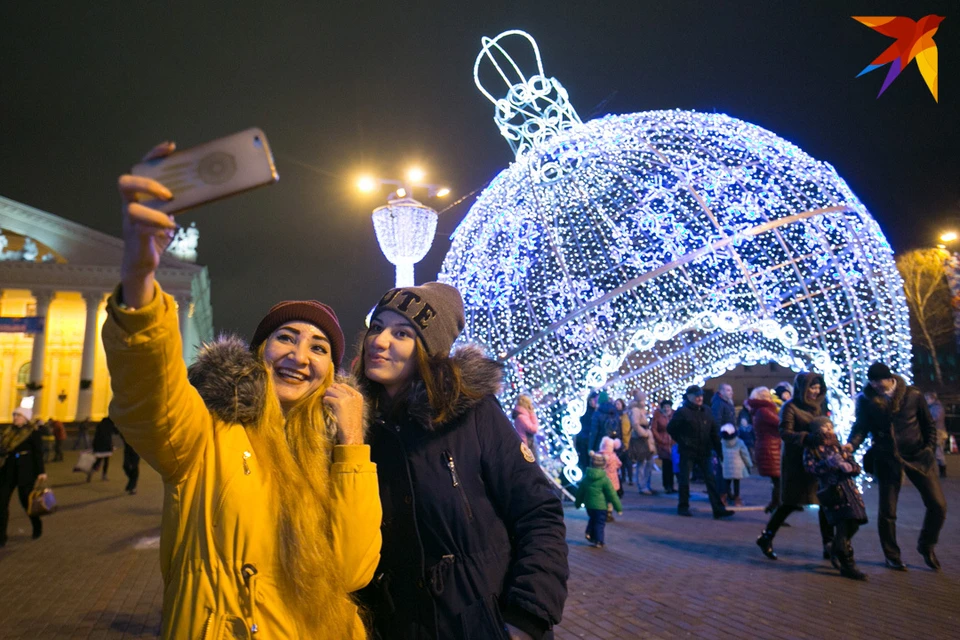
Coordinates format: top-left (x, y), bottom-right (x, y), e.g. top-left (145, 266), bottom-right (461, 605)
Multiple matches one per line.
top-left (896, 249), bottom-right (956, 383)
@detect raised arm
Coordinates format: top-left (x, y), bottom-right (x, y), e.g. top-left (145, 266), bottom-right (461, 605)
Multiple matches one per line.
top-left (103, 142), bottom-right (210, 484)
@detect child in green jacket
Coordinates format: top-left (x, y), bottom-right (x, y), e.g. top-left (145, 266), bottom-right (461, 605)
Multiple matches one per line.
top-left (575, 452), bottom-right (623, 547)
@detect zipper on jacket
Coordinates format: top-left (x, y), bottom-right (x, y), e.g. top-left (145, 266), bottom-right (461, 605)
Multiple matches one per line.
top-left (443, 450), bottom-right (474, 521)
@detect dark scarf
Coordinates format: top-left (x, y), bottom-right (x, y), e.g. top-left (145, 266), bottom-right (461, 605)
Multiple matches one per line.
top-left (0, 424), bottom-right (32, 458)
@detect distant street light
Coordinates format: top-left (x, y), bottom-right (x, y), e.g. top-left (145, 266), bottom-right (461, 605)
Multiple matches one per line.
top-left (358, 169), bottom-right (450, 287)
top-left (940, 230), bottom-right (958, 243)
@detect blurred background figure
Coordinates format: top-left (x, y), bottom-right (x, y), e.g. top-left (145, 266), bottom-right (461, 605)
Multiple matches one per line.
top-left (512, 394), bottom-right (540, 463)
top-left (88, 416), bottom-right (116, 482)
top-left (925, 392), bottom-right (948, 478)
top-left (1, 407), bottom-right (47, 546)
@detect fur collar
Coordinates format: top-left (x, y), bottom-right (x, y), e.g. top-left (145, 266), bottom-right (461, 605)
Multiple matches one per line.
top-left (863, 374), bottom-right (907, 414)
top-left (389, 344), bottom-right (504, 432)
top-left (187, 335), bottom-right (362, 433)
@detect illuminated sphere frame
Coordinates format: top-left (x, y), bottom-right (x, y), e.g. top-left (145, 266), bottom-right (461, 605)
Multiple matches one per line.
top-left (439, 31), bottom-right (911, 483)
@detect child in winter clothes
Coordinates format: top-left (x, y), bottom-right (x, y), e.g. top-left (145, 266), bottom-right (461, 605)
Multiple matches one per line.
top-left (575, 452), bottom-right (623, 548)
top-left (599, 436), bottom-right (622, 520)
top-left (803, 417), bottom-right (868, 581)
top-left (720, 424), bottom-right (753, 506)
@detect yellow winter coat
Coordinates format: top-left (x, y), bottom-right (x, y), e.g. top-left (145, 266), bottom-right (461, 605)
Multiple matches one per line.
top-left (102, 285), bottom-right (381, 639)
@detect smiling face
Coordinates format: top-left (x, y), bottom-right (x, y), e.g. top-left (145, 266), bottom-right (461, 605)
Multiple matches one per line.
top-left (363, 310), bottom-right (418, 397)
top-left (262, 321), bottom-right (333, 414)
top-left (805, 382), bottom-right (822, 405)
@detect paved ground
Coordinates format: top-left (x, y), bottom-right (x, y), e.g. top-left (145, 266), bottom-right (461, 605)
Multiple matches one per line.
top-left (1, 448), bottom-right (958, 639)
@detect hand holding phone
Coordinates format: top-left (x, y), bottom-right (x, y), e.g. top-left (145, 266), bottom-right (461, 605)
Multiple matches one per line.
top-left (131, 127), bottom-right (279, 215)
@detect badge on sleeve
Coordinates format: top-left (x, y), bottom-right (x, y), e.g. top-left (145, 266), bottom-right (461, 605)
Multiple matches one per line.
top-left (520, 442), bottom-right (536, 463)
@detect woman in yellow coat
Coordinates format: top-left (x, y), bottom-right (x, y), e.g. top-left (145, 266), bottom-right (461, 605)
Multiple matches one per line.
top-left (104, 142), bottom-right (381, 639)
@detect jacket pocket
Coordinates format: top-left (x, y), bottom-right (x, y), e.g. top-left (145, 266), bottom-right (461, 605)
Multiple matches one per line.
top-left (201, 610), bottom-right (251, 640)
top-left (443, 450), bottom-right (474, 521)
top-left (458, 596), bottom-right (510, 640)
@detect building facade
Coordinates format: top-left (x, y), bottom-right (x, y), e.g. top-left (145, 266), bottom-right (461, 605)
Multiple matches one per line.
top-left (0, 196), bottom-right (213, 422)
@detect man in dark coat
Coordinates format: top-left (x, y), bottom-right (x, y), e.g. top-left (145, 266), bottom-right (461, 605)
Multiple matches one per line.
top-left (575, 392), bottom-right (598, 472)
top-left (667, 385), bottom-right (734, 519)
top-left (848, 362), bottom-right (946, 571)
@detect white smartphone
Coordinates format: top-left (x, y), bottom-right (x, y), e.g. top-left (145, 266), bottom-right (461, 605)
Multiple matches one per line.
top-left (131, 127), bottom-right (279, 214)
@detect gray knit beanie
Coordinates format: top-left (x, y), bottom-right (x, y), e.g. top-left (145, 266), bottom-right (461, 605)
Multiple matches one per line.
top-left (371, 282), bottom-right (465, 357)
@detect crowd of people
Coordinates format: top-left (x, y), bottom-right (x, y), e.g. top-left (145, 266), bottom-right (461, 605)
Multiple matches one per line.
top-left (573, 363), bottom-right (948, 582)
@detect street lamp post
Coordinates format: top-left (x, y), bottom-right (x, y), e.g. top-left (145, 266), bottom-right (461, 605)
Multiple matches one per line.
top-left (359, 170), bottom-right (449, 287)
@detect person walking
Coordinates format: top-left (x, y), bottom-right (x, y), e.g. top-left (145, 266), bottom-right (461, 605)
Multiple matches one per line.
top-left (72, 417), bottom-right (91, 451)
top-left (667, 385), bottom-right (734, 519)
top-left (38, 419), bottom-right (55, 463)
top-left (756, 373), bottom-right (833, 561)
top-left (354, 282), bottom-right (568, 640)
top-left (848, 362), bottom-right (946, 571)
top-left (0, 407), bottom-right (47, 545)
top-left (50, 418), bottom-right (66, 462)
top-left (804, 417), bottom-right (868, 581)
top-left (651, 400), bottom-right (676, 493)
top-left (512, 395), bottom-right (540, 463)
top-left (615, 398), bottom-right (633, 487)
top-left (599, 435), bottom-right (622, 521)
top-left (575, 452), bottom-right (623, 549)
top-left (746, 387), bottom-right (782, 513)
top-left (107, 146), bottom-right (381, 638)
top-left (118, 431), bottom-right (140, 495)
top-left (87, 416), bottom-right (115, 482)
top-left (925, 391), bottom-right (948, 478)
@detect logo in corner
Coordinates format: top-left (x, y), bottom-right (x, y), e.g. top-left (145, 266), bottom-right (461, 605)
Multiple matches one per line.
top-left (520, 442), bottom-right (536, 463)
top-left (853, 15), bottom-right (944, 102)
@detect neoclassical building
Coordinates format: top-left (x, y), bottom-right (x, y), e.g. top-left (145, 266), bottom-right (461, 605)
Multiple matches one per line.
top-left (0, 196), bottom-right (213, 422)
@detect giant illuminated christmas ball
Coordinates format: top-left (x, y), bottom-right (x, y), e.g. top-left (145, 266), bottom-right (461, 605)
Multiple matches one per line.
top-left (439, 31), bottom-right (911, 482)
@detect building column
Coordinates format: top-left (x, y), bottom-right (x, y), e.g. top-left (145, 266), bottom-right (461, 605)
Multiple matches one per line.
top-left (75, 291), bottom-right (103, 421)
top-left (27, 290), bottom-right (53, 413)
top-left (177, 294), bottom-right (193, 364)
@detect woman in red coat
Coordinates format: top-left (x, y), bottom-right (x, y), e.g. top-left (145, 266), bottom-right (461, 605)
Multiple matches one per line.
top-left (746, 387), bottom-right (781, 513)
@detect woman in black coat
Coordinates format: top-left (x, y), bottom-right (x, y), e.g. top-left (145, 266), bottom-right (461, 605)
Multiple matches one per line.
top-left (756, 372), bottom-right (834, 560)
top-left (0, 407), bottom-right (47, 545)
top-left (355, 283), bottom-right (569, 640)
top-left (88, 416), bottom-right (115, 481)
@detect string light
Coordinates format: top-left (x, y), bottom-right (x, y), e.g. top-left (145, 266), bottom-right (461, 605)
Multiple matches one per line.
top-left (442, 31), bottom-right (911, 483)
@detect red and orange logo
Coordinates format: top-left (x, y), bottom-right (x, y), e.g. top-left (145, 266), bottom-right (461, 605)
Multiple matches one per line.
top-left (854, 15), bottom-right (944, 102)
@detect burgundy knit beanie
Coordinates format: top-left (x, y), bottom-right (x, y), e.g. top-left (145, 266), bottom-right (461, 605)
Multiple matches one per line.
top-left (251, 300), bottom-right (345, 367)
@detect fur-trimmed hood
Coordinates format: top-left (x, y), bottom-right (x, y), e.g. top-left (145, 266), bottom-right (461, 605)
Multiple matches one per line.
top-left (390, 344), bottom-right (504, 432)
top-left (187, 334), bottom-right (362, 434)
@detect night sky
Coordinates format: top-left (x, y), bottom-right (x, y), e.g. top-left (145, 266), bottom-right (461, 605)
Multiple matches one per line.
top-left (2, 1), bottom-right (957, 358)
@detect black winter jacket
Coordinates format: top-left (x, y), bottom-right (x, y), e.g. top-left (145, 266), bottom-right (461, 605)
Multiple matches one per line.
top-left (667, 400), bottom-right (721, 459)
top-left (0, 427), bottom-right (44, 488)
top-left (358, 347), bottom-right (568, 640)
top-left (849, 375), bottom-right (936, 461)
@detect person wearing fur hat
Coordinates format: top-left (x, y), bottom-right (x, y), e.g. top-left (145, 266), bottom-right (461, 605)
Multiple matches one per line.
top-left (355, 282), bottom-right (568, 640)
top-left (847, 362), bottom-right (945, 571)
top-left (575, 452), bottom-right (623, 548)
top-left (0, 406), bottom-right (47, 546)
top-left (720, 424), bottom-right (753, 506)
top-left (107, 151), bottom-right (382, 638)
top-left (756, 372), bottom-right (834, 562)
